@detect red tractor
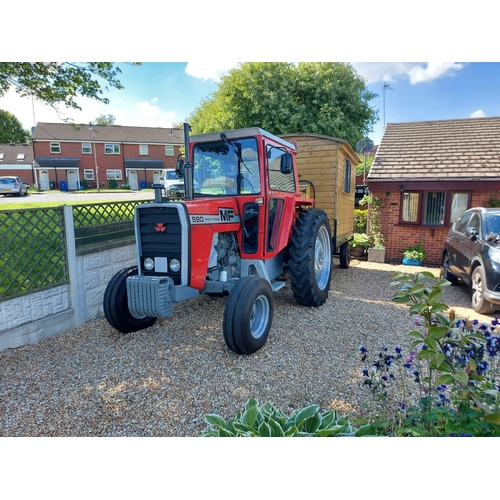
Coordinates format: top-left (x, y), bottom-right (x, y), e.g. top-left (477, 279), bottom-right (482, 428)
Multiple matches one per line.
top-left (103, 124), bottom-right (333, 355)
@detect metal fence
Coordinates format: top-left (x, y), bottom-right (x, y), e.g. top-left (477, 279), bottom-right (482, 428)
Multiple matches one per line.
top-left (73, 200), bottom-right (145, 254)
top-left (0, 206), bottom-right (68, 301)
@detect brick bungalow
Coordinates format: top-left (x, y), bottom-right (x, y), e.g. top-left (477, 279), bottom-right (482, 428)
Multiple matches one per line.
top-left (367, 117), bottom-right (500, 266)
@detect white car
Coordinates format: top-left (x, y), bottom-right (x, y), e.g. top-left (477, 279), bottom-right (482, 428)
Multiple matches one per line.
top-left (0, 176), bottom-right (28, 196)
top-left (159, 169), bottom-right (184, 199)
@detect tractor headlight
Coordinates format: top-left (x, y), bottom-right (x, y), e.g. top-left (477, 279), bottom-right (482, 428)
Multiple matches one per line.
top-left (144, 257), bottom-right (155, 271)
top-left (169, 258), bottom-right (181, 272)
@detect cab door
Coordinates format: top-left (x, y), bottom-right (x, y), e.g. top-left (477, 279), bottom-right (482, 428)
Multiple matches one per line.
top-left (265, 144), bottom-right (297, 257)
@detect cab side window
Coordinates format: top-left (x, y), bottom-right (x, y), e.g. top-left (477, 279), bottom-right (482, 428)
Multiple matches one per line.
top-left (267, 146), bottom-right (295, 192)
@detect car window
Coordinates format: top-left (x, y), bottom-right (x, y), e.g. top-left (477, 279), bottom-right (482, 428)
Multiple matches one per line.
top-left (467, 213), bottom-right (481, 235)
top-left (486, 214), bottom-right (500, 235)
top-left (454, 212), bottom-right (472, 234)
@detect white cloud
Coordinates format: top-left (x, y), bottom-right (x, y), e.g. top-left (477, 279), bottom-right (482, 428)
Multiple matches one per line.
top-left (352, 62), bottom-right (465, 85)
top-left (151, 97), bottom-right (158, 103)
top-left (470, 109), bottom-right (487, 118)
top-left (408, 62), bottom-right (465, 84)
top-left (185, 62), bottom-right (239, 81)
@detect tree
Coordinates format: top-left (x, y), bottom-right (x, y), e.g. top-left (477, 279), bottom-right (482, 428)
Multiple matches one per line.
top-left (0, 62), bottom-right (136, 111)
top-left (188, 62), bottom-right (378, 148)
top-left (94, 113), bottom-right (116, 125)
top-left (0, 109), bottom-right (30, 143)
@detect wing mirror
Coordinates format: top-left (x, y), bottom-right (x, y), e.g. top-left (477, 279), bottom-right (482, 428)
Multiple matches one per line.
top-left (176, 159), bottom-right (185, 178)
top-left (280, 153), bottom-right (293, 174)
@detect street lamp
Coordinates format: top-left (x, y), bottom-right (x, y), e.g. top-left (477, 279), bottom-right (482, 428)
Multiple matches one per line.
top-left (89, 126), bottom-right (100, 192)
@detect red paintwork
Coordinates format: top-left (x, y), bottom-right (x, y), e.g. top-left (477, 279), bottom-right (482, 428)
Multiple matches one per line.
top-left (184, 132), bottom-right (314, 290)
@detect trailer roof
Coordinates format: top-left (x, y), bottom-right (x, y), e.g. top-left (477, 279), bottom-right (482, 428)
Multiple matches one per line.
top-left (190, 128), bottom-right (297, 151)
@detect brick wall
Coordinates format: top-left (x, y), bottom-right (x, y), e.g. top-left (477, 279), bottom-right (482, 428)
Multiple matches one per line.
top-left (370, 189), bottom-right (500, 266)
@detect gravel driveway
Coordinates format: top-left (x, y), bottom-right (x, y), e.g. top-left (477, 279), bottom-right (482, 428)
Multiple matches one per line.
top-left (0, 259), bottom-right (494, 437)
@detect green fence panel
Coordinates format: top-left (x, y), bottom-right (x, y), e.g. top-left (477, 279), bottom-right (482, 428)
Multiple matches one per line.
top-left (0, 206), bottom-right (68, 301)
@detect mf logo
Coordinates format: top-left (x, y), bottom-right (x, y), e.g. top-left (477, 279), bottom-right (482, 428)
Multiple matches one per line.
top-left (219, 208), bottom-right (235, 222)
top-left (155, 222), bottom-right (167, 233)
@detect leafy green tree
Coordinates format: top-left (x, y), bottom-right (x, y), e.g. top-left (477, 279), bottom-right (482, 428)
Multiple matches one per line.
top-left (0, 109), bottom-right (30, 143)
top-left (0, 62), bottom-right (137, 111)
top-left (94, 113), bottom-right (116, 125)
top-left (189, 62), bottom-right (378, 148)
top-left (356, 154), bottom-right (374, 175)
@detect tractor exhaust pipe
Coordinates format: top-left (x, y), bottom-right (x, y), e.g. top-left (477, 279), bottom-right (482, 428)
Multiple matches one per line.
top-left (183, 123), bottom-right (194, 201)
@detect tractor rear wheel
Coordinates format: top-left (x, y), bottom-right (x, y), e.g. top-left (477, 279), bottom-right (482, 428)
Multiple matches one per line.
top-left (223, 275), bottom-right (274, 355)
top-left (289, 209), bottom-right (332, 307)
top-left (103, 266), bottom-right (157, 333)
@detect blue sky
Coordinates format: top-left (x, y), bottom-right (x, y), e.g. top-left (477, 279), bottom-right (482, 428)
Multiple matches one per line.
top-left (2, 62), bottom-right (500, 147)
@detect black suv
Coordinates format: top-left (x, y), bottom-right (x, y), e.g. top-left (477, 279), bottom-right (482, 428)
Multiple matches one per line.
top-left (443, 207), bottom-right (500, 314)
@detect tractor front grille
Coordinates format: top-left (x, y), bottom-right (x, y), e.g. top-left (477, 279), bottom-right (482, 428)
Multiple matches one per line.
top-left (135, 203), bottom-right (189, 285)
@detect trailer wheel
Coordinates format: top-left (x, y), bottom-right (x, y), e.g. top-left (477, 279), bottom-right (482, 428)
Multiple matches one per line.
top-left (289, 209), bottom-right (332, 307)
top-left (339, 241), bottom-right (350, 269)
top-left (103, 266), bottom-right (157, 333)
top-left (223, 275), bottom-right (274, 355)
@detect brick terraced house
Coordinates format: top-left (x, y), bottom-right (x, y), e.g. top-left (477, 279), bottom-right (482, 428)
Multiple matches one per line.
top-left (367, 117), bottom-right (500, 266)
top-left (31, 122), bottom-right (184, 190)
top-left (0, 143), bottom-right (36, 187)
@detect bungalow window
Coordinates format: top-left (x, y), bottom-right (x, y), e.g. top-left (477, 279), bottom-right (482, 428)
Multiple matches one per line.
top-left (50, 142), bottom-right (61, 154)
top-left (400, 190), bottom-right (470, 226)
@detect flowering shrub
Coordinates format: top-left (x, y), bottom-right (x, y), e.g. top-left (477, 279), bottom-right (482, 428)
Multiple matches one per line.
top-left (358, 271), bottom-right (500, 436)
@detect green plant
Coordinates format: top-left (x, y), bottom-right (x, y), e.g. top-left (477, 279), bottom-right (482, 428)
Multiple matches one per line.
top-left (350, 232), bottom-right (371, 249)
top-left (359, 194), bottom-right (384, 249)
top-left (201, 398), bottom-right (372, 437)
top-left (354, 209), bottom-right (367, 233)
top-left (108, 179), bottom-right (118, 189)
top-left (403, 244), bottom-right (425, 261)
top-left (80, 178), bottom-right (89, 190)
top-left (490, 198), bottom-right (500, 208)
top-left (358, 271), bottom-right (500, 436)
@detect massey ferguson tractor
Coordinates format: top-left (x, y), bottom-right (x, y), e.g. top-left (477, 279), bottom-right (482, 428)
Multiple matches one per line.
top-left (103, 124), bottom-right (335, 355)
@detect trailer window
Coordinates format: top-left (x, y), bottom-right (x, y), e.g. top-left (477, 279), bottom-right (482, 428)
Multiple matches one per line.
top-left (193, 137), bottom-right (260, 196)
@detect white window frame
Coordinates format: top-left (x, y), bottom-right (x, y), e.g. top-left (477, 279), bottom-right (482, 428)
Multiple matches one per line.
top-left (84, 169), bottom-right (94, 180)
top-left (139, 144), bottom-right (149, 155)
top-left (106, 169), bottom-right (123, 180)
top-left (17, 153), bottom-right (26, 161)
top-left (82, 143), bottom-right (92, 154)
top-left (50, 142), bottom-right (61, 154)
top-left (0, 153), bottom-right (5, 161)
top-left (165, 145), bottom-right (174, 156)
top-left (104, 143), bottom-right (120, 155)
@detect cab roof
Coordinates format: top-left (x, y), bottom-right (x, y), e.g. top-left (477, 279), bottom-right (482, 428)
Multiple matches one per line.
top-left (190, 128), bottom-right (296, 151)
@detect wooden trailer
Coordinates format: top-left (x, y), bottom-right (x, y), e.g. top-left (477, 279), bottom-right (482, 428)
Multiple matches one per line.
top-left (281, 133), bottom-right (359, 267)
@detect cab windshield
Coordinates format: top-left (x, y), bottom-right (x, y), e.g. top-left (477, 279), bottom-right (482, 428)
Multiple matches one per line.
top-left (193, 137), bottom-right (260, 195)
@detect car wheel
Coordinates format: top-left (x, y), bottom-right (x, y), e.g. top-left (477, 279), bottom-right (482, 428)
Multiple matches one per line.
top-left (442, 251), bottom-right (458, 285)
top-left (471, 266), bottom-right (493, 314)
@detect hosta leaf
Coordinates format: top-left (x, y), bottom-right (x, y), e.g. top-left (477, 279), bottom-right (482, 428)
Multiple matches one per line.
top-left (304, 412), bottom-right (322, 434)
top-left (245, 398), bottom-right (259, 410)
top-left (320, 410), bottom-right (335, 429)
top-left (285, 426), bottom-right (299, 437)
top-left (268, 418), bottom-right (285, 437)
top-left (204, 414), bottom-right (226, 427)
top-left (293, 405), bottom-right (320, 428)
top-left (219, 427), bottom-right (235, 437)
top-left (258, 421), bottom-right (272, 437)
top-left (243, 405), bottom-right (259, 426)
top-left (354, 424), bottom-right (379, 437)
top-left (233, 421), bottom-right (256, 436)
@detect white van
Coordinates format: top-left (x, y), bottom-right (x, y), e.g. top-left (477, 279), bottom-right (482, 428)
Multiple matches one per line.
top-left (159, 169), bottom-right (184, 199)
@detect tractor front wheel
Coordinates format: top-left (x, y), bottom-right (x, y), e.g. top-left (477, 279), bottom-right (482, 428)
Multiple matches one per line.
top-left (289, 209), bottom-right (332, 307)
top-left (223, 275), bottom-right (274, 355)
top-left (103, 266), bottom-right (157, 333)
